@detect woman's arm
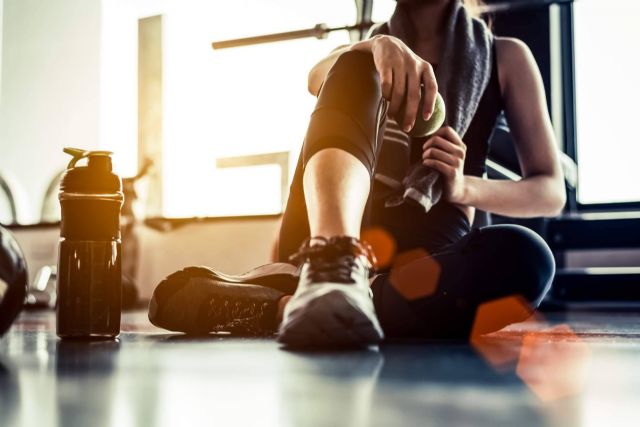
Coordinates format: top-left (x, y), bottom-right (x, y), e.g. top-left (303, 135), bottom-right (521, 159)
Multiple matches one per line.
top-left (461, 37), bottom-right (566, 218)
top-left (421, 37), bottom-right (565, 218)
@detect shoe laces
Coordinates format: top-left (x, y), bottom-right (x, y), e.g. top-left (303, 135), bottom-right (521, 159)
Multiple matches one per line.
top-left (288, 236), bottom-right (377, 284)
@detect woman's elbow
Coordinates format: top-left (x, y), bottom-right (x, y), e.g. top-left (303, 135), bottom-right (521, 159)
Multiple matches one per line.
top-left (547, 191), bottom-right (566, 217)
top-left (543, 177), bottom-right (566, 217)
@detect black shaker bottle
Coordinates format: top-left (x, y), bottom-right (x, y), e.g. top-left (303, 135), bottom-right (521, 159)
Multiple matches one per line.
top-left (57, 148), bottom-right (124, 339)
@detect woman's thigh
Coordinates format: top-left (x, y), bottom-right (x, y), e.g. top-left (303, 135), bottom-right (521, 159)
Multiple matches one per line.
top-left (371, 224), bottom-right (555, 339)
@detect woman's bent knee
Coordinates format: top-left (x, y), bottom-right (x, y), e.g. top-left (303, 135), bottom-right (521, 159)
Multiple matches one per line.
top-left (302, 51), bottom-right (385, 175)
top-left (329, 50), bottom-right (378, 77)
top-left (477, 225), bottom-right (555, 307)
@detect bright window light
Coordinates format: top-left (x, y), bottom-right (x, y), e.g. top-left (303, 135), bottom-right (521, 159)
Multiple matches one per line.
top-left (160, 0), bottom-right (354, 217)
top-left (574, 0), bottom-right (640, 204)
top-left (372, 0), bottom-right (396, 23)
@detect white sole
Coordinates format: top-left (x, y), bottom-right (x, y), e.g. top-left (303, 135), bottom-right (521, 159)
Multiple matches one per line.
top-left (277, 290), bottom-right (384, 348)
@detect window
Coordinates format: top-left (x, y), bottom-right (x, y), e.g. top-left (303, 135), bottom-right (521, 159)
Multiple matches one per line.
top-left (156, 0), bottom-right (355, 217)
top-left (573, 0), bottom-right (640, 205)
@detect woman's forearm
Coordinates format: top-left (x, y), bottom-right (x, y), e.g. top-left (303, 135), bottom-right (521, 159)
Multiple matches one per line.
top-left (461, 174), bottom-right (566, 218)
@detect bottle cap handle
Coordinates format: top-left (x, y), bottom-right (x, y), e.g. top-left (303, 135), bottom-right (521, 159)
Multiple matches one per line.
top-left (63, 147), bottom-right (113, 169)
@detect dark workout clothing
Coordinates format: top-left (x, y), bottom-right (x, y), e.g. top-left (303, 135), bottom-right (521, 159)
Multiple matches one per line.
top-left (277, 49), bottom-right (554, 338)
top-left (371, 224), bottom-right (554, 338)
top-left (279, 46), bottom-right (502, 259)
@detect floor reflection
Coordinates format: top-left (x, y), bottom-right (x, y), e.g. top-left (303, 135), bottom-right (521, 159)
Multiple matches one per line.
top-left (0, 358), bottom-right (20, 426)
top-left (278, 348), bottom-right (384, 427)
top-left (377, 343), bottom-right (554, 427)
top-left (55, 340), bottom-right (121, 427)
top-left (1, 311), bottom-right (639, 426)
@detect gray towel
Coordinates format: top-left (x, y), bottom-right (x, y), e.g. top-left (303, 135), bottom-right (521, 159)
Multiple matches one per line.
top-left (369, 1), bottom-right (493, 212)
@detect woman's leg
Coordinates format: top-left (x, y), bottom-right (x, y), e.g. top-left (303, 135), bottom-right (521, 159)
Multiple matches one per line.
top-left (278, 50), bottom-right (387, 260)
top-left (277, 51), bottom-right (390, 346)
top-left (150, 52), bottom-right (389, 342)
top-left (304, 148), bottom-right (370, 238)
top-left (371, 224), bottom-right (555, 339)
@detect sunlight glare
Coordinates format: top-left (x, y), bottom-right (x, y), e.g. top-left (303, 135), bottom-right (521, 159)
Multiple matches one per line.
top-left (161, 0), bottom-right (352, 217)
top-left (574, 0), bottom-right (640, 204)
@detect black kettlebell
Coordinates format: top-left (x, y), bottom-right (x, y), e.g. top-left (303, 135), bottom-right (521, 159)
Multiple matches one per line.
top-left (0, 225), bottom-right (27, 337)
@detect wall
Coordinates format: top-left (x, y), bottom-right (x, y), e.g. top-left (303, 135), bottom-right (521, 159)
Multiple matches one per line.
top-left (0, 0), bottom-right (3, 104)
top-left (137, 217), bottom-right (280, 299)
top-left (0, 0), bottom-right (102, 223)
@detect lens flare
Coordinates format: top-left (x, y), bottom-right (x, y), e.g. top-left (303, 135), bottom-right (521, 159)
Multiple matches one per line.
top-left (361, 227), bottom-right (397, 269)
top-left (516, 324), bottom-right (590, 402)
top-left (389, 248), bottom-right (441, 300)
top-left (470, 295), bottom-right (536, 369)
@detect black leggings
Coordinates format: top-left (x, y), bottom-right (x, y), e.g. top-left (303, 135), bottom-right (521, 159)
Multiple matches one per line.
top-left (279, 50), bottom-right (555, 339)
top-left (371, 224), bottom-right (554, 339)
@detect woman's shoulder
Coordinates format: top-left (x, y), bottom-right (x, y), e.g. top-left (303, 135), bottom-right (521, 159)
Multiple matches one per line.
top-left (495, 36), bottom-right (535, 63)
top-left (494, 37), bottom-right (539, 97)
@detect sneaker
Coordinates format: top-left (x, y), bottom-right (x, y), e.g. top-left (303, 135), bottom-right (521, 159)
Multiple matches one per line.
top-left (148, 264), bottom-right (298, 335)
top-left (277, 236), bottom-right (384, 348)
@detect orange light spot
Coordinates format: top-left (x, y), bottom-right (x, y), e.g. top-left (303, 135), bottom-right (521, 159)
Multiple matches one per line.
top-left (516, 324), bottom-right (590, 402)
top-left (470, 295), bottom-right (536, 369)
top-left (361, 227), bottom-right (397, 269)
top-left (471, 295), bottom-right (535, 337)
top-left (389, 248), bottom-right (441, 300)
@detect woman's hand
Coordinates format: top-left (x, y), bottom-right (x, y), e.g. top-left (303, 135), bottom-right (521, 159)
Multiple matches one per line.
top-left (422, 127), bottom-right (468, 205)
top-left (351, 35), bottom-right (438, 133)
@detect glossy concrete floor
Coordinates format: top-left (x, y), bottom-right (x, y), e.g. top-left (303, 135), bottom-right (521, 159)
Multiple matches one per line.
top-left (1, 310), bottom-right (640, 427)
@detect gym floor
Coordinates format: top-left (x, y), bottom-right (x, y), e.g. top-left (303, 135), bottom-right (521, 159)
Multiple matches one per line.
top-left (1, 309), bottom-right (639, 427)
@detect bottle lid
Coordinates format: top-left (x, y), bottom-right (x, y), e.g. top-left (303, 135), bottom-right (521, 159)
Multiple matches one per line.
top-left (60, 147), bottom-right (122, 195)
top-left (64, 147), bottom-right (114, 169)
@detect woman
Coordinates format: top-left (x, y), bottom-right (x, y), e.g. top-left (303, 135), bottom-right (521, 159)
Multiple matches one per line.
top-left (149, 0), bottom-right (565, 347)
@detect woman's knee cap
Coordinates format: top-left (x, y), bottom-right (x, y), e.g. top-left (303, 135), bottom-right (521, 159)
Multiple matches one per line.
top-left (482, 225), bottom-right (555, 306)
top-left (329, 50), bottom-right (378, 79)
top-left (321, 50), bottom-right (381, 103)
top-left (302, 50), bottom-right (383, 175)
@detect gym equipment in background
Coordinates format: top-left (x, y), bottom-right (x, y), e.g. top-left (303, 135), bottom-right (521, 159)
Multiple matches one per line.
top-left (210, 1), bottom-right (573, 51)
top-left (120, 159), bottom-right (153, 309)
top-left (0, 173), bottom-right (18, 225)
top-left (0, 225), bottom-right (27, 337)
